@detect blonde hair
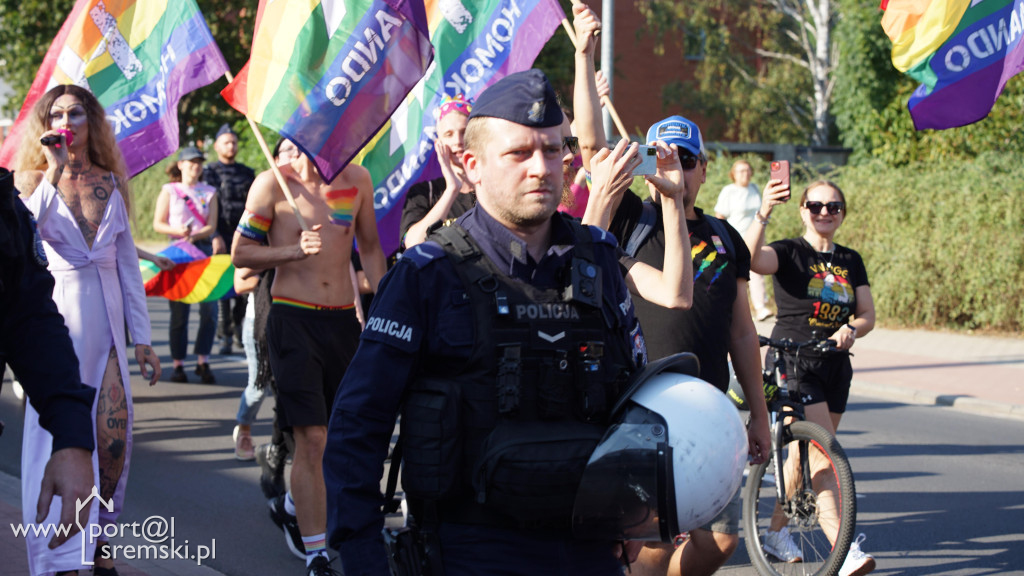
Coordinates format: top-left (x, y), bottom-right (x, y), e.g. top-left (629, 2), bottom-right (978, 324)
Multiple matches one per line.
top-left (14, 85), bottom-right (135, 220)
top-left (729, 160), bottom-right (751, 184)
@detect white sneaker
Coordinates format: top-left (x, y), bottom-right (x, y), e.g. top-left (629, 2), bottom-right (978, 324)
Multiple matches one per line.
top-left (839, 534), bottom-right (876, 576)
top-left (755, 308), bottom-right (774, 321)
top-left (763, 526), bottom-right (802, 563)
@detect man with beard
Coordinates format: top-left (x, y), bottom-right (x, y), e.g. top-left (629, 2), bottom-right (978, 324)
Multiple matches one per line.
top-left (203, 124), bottom-right (256, 357)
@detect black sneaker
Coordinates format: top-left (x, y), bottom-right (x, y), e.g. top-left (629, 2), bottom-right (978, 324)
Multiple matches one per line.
top-left (168, 365), bottom-right (188, 383)
top-left (219, 339), bottom-right (233, 355)
top-left (306, 555), bottom-right (341, 576)
top-left (195, 363), bottom-right (216, 384)
top-left (268, 495), bottom-right (305, 560)
top-left (256, 443), bottom-right (287, 500)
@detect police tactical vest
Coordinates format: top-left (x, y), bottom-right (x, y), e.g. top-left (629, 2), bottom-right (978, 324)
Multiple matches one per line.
top-left (400, 220), bottom-right (636, 530)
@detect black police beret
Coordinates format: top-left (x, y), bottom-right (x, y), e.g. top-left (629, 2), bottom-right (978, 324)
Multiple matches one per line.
top-left (216, 123), bottom-right (236, 139)
top-left (468, 69), bottom-right (563, 128)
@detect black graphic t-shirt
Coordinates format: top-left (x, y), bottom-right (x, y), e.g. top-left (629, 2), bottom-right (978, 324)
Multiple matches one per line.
top-left (609, 193), bottom-right (750, 390)
top-left (769, 237), bottom-right (870, 348)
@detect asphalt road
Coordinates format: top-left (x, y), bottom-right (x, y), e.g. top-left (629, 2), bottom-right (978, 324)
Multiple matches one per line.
top-left (3, 297), bottom-right (1024, 575)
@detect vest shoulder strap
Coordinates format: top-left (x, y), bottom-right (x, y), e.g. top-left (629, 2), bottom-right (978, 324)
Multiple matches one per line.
top-left (624, 202), bottom-right (657, 257)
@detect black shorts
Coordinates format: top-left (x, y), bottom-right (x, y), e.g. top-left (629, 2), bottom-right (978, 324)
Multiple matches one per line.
top-left (267, 303), bottom-right (361, 429)
top-left (783, 352), bottom-right (854, 414)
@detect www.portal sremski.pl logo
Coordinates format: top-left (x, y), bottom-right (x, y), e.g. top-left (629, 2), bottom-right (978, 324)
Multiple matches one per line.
top-left (10, 486), bottom-right (217, 566)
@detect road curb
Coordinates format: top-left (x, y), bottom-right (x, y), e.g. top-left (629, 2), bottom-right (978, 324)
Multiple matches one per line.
top-left (852, 380), bottom-right (1024, 422)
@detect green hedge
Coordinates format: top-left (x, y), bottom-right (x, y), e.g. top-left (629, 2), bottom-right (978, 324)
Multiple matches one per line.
top-left (701, 153), bottom-right (1024, 332)
top-left (131, 149), bottom-right (1024, 332)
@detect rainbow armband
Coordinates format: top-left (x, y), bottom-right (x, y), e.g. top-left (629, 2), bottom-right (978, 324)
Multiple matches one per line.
top-left (237, 210), bottom-right (271, 243)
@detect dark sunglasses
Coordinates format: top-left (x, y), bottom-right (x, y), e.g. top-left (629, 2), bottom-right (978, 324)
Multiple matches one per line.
top-left (562, 136), bottom-right (580, 156)
top-left (803, 201), bottom-right (845, 215)
top-left (679, 154), bottom-right (705, 171)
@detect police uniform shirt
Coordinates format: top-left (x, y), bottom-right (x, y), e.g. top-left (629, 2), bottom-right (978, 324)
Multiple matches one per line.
top-left (325, 205), bottom-right (646, 574)
top-left (201, 161), bottom-right (255, 244)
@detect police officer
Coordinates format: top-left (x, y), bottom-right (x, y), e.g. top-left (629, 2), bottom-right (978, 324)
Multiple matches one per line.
top-left (202, 123), bottom-right (256, 354)
top-left (325, 70), bottom-right (648, 576)
top-left (0, 166), bottom-right (96, 550)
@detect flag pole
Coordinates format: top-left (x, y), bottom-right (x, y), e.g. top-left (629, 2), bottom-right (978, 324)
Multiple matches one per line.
top-left (561, 5), bottom-right (630, 140)
top-left (224, 71), bottom-right (309, 232)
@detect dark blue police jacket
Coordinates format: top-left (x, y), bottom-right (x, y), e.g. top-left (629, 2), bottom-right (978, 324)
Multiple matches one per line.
top-left (324, 206), bottom-right (647, 576)
top-left (0, 181), bottom-right (95, 451)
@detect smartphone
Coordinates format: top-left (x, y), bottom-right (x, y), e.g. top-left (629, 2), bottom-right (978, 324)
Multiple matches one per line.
top-left (770, 160), bottom-right (791, 198)
top-left (634, 145), bottom-right (658, 176)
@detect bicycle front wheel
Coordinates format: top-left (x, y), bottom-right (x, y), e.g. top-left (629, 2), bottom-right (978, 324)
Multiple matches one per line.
top-left (743, 420), bottom-right (857, 576)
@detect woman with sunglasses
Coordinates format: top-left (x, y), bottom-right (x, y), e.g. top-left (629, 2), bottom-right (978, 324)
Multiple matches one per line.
top-left (744, 178), bottom-right (877, 576)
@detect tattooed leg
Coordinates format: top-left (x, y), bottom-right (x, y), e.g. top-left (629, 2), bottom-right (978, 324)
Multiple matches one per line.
top-left (94, 347), bottom-right (128, 569)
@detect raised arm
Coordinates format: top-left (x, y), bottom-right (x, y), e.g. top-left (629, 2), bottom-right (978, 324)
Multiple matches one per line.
top-left (403, 143), bottom-right (464, 248)
top-left (621, 141), bottom-right (692, 310)
top-left (572, 3), bottom-right (606, 173)
top-left (351, 166), bottom-right (387, 292)
top-left (743, 178), bottom-right (789, 275)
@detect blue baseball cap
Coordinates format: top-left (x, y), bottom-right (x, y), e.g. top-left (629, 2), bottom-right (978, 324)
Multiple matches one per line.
top-left (646, 115), bottom-right (704, 158)
top-left (469, 69), bottom-right (563, 128)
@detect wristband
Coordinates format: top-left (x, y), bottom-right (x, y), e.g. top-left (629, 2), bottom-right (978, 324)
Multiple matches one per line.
top-left (846, 323), bottom-right (857, 334)
top-left (755, 212), bottom-right (771, 225)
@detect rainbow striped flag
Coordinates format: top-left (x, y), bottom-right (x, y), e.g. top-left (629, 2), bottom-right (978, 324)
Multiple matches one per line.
top-left (141, 240), bottom-right (236, 303)
top-left (0, 0), bottom-right (228, 176)
top-left (354, 0), bottom-right (565, 256)
top-left (221, 0), bottom-right (433, 184)
top-left (882, 0), bottom-right (1024, 130)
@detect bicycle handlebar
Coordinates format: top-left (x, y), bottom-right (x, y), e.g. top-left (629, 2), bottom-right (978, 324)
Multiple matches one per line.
top-left (757, 335), bottom-right (838, 354)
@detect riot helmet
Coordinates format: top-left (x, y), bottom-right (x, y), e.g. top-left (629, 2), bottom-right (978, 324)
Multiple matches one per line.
top-left (572, 353), bottom-right (748, 542)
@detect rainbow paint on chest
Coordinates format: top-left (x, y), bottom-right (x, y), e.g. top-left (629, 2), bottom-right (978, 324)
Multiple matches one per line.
top-left (325, 187), bottom-right (358, 227)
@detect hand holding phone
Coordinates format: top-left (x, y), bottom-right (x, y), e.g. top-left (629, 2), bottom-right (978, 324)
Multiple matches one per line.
top-left (769, 160), bottom-right (791, 200)
top-left (634, 145), bottom-right (659, 176)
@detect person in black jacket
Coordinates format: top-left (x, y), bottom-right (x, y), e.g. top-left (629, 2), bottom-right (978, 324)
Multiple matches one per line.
top-left (202, 124), bottom-right (256, 354)
top-left (0, 166), bottom-right (96, 552)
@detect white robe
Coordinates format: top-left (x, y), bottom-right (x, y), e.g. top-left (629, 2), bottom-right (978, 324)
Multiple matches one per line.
top-left (22, 179), bottom-right (151, 575)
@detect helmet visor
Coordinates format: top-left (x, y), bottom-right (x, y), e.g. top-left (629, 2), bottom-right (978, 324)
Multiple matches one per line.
top-left (571, 405), bottom-right (674, 541)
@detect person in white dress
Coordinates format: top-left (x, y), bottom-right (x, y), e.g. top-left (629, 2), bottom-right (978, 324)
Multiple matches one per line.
top-left (15, 84), bottom-right (160, 576)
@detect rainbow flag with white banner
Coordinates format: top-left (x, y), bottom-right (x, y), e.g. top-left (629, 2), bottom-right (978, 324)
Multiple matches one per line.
top-left (221, 0), bottom-right (434, 184)
top-left (0, 0), bottom-right (228, 176)
top-left (881, 0), bottom-right (1024, 129)
top-left (356, 0), bottom-right (566, 256)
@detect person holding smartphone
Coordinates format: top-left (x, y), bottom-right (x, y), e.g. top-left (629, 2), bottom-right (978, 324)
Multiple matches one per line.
top-left (743, 178), bottom-right (877, 576)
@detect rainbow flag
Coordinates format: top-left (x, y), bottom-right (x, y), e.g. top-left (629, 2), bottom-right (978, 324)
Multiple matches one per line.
top-left (221, 0), bottom-right (433, 184)
top-left (354, 0), bottom-right (566, 256)
top-left (881, 0), bottom-right (1024, 130)
top-left (141, 240), bottom-right (236, 303)
top-left (0, 0), bottom-right (228, 176)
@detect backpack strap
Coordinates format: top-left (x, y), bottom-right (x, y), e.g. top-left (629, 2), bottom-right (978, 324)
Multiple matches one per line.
top-left (624, 201), bottom-right (657, 257)
top-left (703, 213), bottom-right (735, 256)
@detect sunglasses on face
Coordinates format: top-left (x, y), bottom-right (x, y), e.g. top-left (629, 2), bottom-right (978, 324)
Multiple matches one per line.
top-left (679, 154), bottom-right (705, 171)
top-left (562, 136), bottom-right (580, 156)
top-left (803, 201), bottom-right (845, 215)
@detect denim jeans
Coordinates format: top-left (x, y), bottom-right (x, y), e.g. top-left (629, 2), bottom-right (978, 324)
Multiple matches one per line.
top-left (236, 299), bottom-right (266, 425)
top-left (168, 240), bottom-right (216, 360)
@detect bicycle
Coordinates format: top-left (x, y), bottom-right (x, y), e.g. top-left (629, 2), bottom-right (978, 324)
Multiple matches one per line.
top-left (740, 335), bottom-right (857, 576)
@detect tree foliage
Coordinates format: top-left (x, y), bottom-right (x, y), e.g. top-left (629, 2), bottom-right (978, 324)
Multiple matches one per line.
top-left (832, 0), bottom-right (1024, 165)
top-left (636, 0), bottom-right (839, 145)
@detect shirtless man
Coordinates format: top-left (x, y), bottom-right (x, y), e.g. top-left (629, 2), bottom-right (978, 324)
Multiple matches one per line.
top-left (232, 147), bottom-right (385, 576)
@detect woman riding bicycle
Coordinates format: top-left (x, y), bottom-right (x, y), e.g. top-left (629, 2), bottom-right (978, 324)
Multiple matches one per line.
top-left (743, 179), bottom-right (877, 576)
